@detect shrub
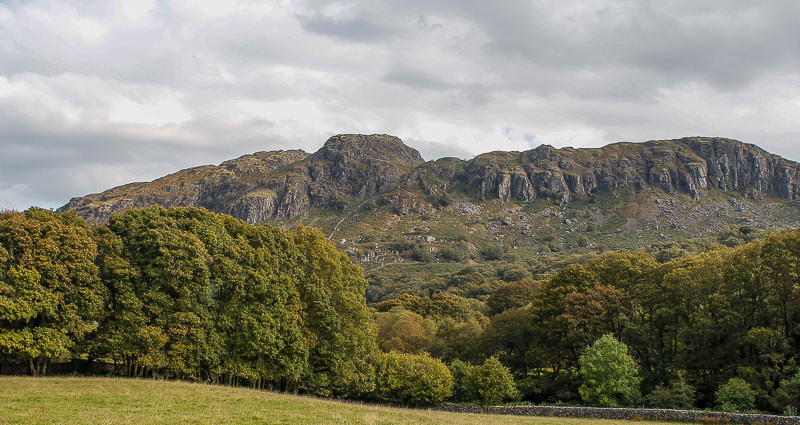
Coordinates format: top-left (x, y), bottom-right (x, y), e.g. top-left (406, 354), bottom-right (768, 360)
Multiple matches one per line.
top-left (374, 351), bottom-right (453, 406)
top-left (646, 371), bottom-right (695, 409)
top-left (411, 244), bottom-right (434, 263)
top-left (479, 244), bottom-right (504, 261)
top-left (463, 357), bottom-right (518, 406)
top-left (439, 246), bottom-right (464, 262)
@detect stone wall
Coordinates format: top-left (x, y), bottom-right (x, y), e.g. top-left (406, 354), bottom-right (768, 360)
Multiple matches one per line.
top-left (436, 404), bottom-right (800, 425)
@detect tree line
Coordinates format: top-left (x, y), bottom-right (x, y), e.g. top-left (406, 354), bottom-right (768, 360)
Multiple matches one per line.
top-left (0, 206), bottom-right (518, 406)
top-left (3, 206), bottom-right (800, 412)
top-left (0, 207), bottom-right (381, 396)
top-left (348, 228), bottom-right (800, 413)
top-left (487, 230), bottom-right (800, 413)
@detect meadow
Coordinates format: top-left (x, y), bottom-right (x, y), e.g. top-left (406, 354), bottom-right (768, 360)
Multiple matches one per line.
top-left (0, 377), bottom-right (667, 425)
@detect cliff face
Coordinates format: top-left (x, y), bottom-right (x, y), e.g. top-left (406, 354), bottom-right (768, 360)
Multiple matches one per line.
top-left (60, 135), bottom-right (800, 224)
top-left (61, 149), bottom-right (309, 224)
top-left (467, 137), bottom-right (800, 203)
top-left (60, 134), bottom-right (424, 223)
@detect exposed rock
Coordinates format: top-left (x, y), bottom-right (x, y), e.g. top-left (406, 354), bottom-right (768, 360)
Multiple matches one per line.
top-left (464, 137), bottom-right (800, 204)
top-left (60, 134), bottom-right (423, 223)
top-left (61, 135), bottom-right (800, 225)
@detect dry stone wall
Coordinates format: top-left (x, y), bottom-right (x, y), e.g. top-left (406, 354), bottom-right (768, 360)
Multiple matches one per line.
top-left (436, 404), bottom-right (800, 425)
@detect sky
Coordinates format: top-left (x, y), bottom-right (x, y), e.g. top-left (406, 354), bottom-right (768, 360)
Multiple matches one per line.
top-left (2, 0), bottom-right (800, 210)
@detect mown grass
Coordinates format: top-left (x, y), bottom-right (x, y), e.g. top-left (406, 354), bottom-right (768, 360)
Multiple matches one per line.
top-left (0, 377), bottom-right (667, 425)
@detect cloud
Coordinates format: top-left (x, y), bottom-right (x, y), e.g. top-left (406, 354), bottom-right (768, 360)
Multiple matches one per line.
top-left (2, 0), bottom-right (800, 210)
top-left (383, 64), bottom-right (454, 90)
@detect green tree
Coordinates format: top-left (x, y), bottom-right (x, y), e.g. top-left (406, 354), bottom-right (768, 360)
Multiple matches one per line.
top-left (374, 351), bottom-right (453, 406)
top-left (487, 278), bottom-right (539, 315)
top-left (463, 356), bottom-right (518, 406)
top-left (773, 371), bottom-right (800, 414)
top-left (375, 307), bottom-right (436, 354)
top-left (106, 207), bottom-right (219, 380)
top-left (291, 226), bottom-right (377, 397)
top-left (579, 334), bottom-right (641, 407)
top-left (0, 209), bottom-right (105, 376)
top-left (449, 359), bottom-right (471, 402)
top-left (715, 377), bottom-right (755, 413)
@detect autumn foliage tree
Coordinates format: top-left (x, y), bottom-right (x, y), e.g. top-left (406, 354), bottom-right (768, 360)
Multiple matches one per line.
top-left (1, 207), bottom-right (377, 398)
top-left (0, 209), bottom-right (105, 376)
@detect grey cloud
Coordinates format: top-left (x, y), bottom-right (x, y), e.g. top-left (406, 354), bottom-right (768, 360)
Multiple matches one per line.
top-left (383, 64), bottom-right (454, 90)
top-left (298, 15), bottom-right (398, 42)
top-left (403, 138), bottom-right (474, 162)
top-left (3, 0), bottom-right (800, 210)
top-left (298, 0), bottom-right (800, 96)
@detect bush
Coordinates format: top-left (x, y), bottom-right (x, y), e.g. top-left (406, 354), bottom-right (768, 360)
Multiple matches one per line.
top-left (463, 357), bottom-right (518, 406)
top-left (479, 244), bottom-right (504, 261)
top-left (579, 334), bottom-right (641, 407)
top-left (374, 351), bottom-right (453, 406)
top-left (449, 359), bottom-right (471, 402)
top-left (715, 377), bottom-right (755, 413)
top-left (439, 246), bottom-right (464, 262)
top-left (646, 372), bottom-right (695, 409)
top-left (411, 245), bottom-right (434, 263)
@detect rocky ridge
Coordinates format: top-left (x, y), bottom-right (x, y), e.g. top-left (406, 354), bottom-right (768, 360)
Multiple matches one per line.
top-left (60, 135), bottom-right (800, 224)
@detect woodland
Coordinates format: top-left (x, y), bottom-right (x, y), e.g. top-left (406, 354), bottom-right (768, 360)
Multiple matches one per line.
top-left (2, 206), bottom-right (800, 413)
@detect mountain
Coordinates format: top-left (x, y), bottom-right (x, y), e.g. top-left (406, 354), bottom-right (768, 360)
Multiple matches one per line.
top-left (61, 134), bottom-right (800, 223)
top-left (61, 134), bottom-right (800, 302)
top-left (61, 134), bottom-right (424, 224)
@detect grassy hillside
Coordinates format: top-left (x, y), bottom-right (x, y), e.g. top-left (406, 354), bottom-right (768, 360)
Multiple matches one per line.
top-left (0, 377), bottom-right (665, 425)
top-left (270, 187), bottom-right (800, 303)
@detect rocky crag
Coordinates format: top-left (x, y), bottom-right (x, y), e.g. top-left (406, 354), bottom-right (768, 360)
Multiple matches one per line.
top-left (61, 134), bottom-right (800, 225)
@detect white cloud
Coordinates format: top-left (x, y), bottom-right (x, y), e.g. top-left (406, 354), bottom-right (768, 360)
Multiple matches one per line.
top-left (109, 97), bottom-right (192, 126)
top-left (70, 17), bottom-right (108, 41)
top-left (118, 0), bottom-right (155, 21)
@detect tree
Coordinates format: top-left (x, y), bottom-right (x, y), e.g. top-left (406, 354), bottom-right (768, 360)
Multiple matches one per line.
top-left (375, 307), bottom-right (436, 354)
top-left (487, 278), bottom-right (539, 315)
top-left (463, 356), bottom-right (518, 406)
top-left (291, 226), bottom-right (377, 397)
top-left (106, 207), bottom-right (219, 380)
top-left (0, 208), bottom-right (105, 376)
top-left (773, 371), bottom-right (800, 414)
top-left (715, 377), bottom-right (755, 413)
top-left (449, 359), bottom-right (471, 402)
top-left (579, 334), bottom-right (641, 407)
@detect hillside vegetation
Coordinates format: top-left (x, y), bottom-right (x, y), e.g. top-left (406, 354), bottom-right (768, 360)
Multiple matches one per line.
top-left (57, 134), bottom-right (800, 306)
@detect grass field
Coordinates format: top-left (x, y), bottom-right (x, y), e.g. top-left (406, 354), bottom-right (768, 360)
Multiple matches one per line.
top-left (0, 377), bottom-right (667, 425)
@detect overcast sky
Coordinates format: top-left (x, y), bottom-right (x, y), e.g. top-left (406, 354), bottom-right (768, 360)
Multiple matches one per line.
top-left (2, 0), bottom-right (800, 210)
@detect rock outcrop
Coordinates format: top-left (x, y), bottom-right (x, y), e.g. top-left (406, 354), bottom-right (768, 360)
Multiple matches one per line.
top-left (60, 134), bottom-right (425, 223)
top-left (60, 135), bottom-right (800, 224)
top-left (466, 137), bottom-right (800, 203)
